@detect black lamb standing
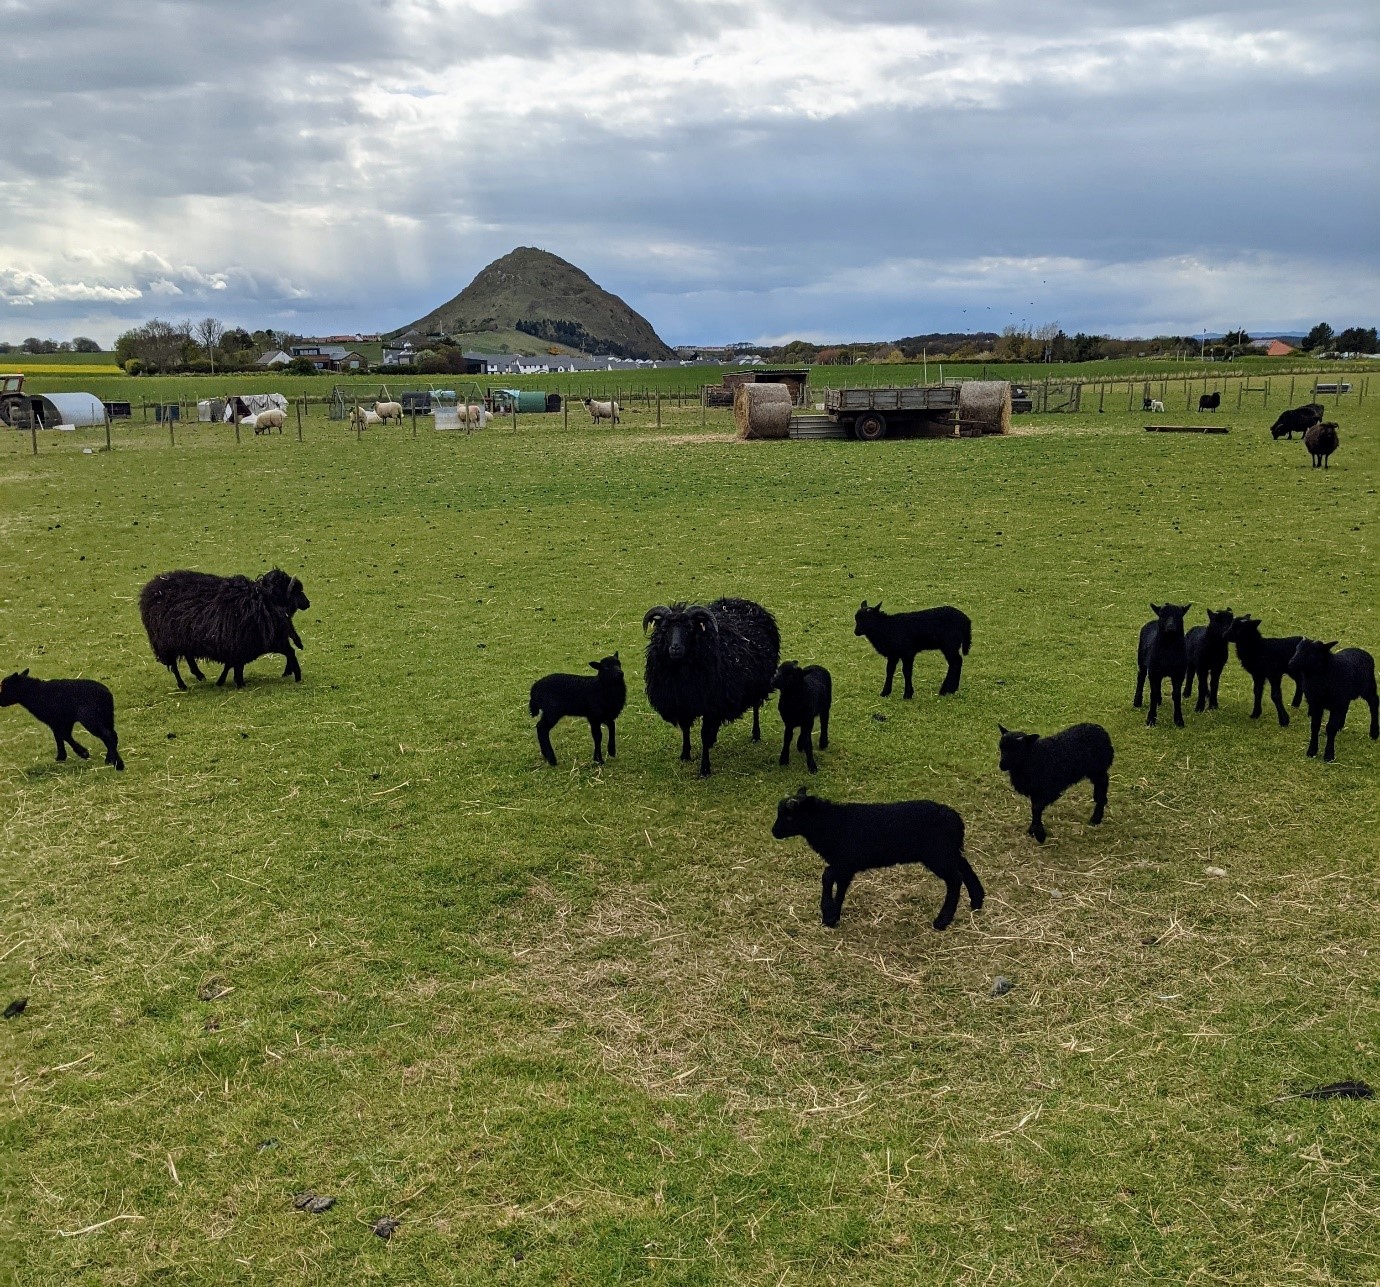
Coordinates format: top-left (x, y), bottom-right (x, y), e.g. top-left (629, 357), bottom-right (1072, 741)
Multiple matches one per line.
top-left (771, 787), bottom-right (984, 930)
top-left (529, 653), bottom-right (626, 767)
top-left (643, 598), bottom-right (780, 776)
top-left (854, 601), bottom-right (971, 698)
top-left (1269, 403), bottom-right (1324, 441)
top-left (770, 661), bottom-right (831, 774)
top-left (1289, 639), bottom-right (1379, 762)
top-left (1226, 615), bottom-right (1304, 726)
top-left (1133, 603), bottom-right (1191, 727)
top-left (998, 722), bottom-right (1112, 843)
top-left (139, 568), bottom-right (309, 690)
top-left (1303, 421), bottom-right (1339, 469)
top-left (1, 669), bottom-right (124, 770)
top-left (1183, 607), bottom-right (1235, 713)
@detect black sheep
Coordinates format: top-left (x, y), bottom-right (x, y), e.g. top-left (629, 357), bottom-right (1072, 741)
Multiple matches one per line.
top-left (998, 722), bottom-right (1112, 843)
top-left (771, 787), bottom-right (984, 930)
top-left (140, 568), bottom-right (309, 690)
top-left (853, 600), bottom-right (971, 698)
top-left (1198, 391), bottom-right (1221, 412)
top-left (1133, 603), bottom-right (1191, 727)
top-left (1303, 421), bottom-right (1339, 469)
top-left (1226, 615), bottom-right (1303, 726)
top-left (770, 661), bottom-right (831, 774)
top-left (1269, 403), bottom-right (1324, 441)
top-left (1289, 639), bottom-right (1379, 762)
top-left (529, 653), bottom-right (626, 767)
top-left (1183, 607), bottom-right (1235, 713)
top-left (643, 598), bottom-right (779, 776)
top-left (1, 669), bottom-right (124, 770)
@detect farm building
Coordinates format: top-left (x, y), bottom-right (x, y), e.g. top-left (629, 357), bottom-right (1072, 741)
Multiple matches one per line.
top-left (288, 344), bottom-right (364, 372)
top-left (1, 390), bottom-right (107, 429)
top-left (255, 350), bottom-right (292, 367)
top-left (1265, 339), bottom-right (1297, 357)
top-left (198, 393), bottom-right (289, 423)
top-left (721, 368), bottom-right (810, 406)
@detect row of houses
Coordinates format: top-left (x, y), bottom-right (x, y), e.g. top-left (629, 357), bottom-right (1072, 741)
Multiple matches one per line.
top-left (256, 342), bottom-right (366, 372)
top-left (380, 345), bottom-right (720, 375)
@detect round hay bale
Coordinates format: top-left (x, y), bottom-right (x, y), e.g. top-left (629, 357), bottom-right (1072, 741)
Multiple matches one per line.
top-left (734, 384), bottom-right (792, 439)
top-left (958, 381), bottom-right (1012, 436)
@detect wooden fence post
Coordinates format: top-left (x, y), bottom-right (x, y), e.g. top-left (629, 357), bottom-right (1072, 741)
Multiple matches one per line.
top-left (563, 396), bottom-right (568, 430)
top-left (106, 407), bottom-right (112, 452)
top-left (656, 387), bottom-right (661, 429)
top-left (701, 385), bottom-right (707, 426)
top-left (296, 397), bottom-right (303, 441)
top-left (411, 405), bottom-right (417, 439)
top-left (30, 419), bottom-right (37, 456)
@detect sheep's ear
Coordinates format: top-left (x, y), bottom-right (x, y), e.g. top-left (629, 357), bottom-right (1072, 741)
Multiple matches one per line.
top-left (1182, 603), bottom-right (1192, 614)
top-left (589, 660), bottom-right (600, 671)
top-left (998, 723), bottom-right (1009, 736)
top-left (794, 785), bottom-right (810, 799)
top-left (20, 668), bottom-right (29, 677)
top-left (1151, 603), bottom-right (1162, 615)
top-left (612, 650), bottom-right (619, 660)
top-left (1323, 640), bottom-right (1338, 651)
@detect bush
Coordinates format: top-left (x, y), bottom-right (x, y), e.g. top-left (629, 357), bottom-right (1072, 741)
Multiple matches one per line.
top-left (124, 359), bottom-right (143, 376)
top-left (287, 357), bottom-right (319, 377)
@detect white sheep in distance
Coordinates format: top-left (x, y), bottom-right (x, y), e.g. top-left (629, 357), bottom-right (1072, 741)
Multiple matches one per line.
top-left (583, 398), bottom-right (620, 424)
top-left (253, 408), bottom-right (286, 434)
top-left (375, 400), bottom-right (404, 424)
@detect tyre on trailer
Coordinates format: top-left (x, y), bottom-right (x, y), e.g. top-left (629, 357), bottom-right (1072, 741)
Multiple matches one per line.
top-left (854, 411), bottom-right (887, 441)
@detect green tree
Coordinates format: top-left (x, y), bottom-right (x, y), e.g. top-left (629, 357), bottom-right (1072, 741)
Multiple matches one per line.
top-left (72, 336), bottom-right (101, 352)
top-left (1333, 326), bottom-right (1378, 355)
top-left (1303, 323), bottom-right (1334, 352)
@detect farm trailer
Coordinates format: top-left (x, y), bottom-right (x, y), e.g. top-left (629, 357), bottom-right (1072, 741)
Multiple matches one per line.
top-left (819, 385), bottom-right (961, 440)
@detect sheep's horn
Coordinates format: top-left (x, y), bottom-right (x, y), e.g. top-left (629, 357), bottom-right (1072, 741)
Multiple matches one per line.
top-left (687, 606), bottom-right (719, 632)
top-left (642, 606), bottom-right (670, 631)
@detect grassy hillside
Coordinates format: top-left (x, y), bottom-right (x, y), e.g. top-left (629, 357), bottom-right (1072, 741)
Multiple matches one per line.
top-left (1, 393), bottom-right (1376, 1282)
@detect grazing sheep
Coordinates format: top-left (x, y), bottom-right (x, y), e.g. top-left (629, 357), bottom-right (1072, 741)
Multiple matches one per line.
top-left (643, 597), bottom-right (780, 776)
top-left (0, 669), bottom-right (123, 770)
top-left (1225, 615), bottom-right (1303, 726)
top-left (1198, 391), bottom-right (1221, 412)
top-left (375, 401), bottom-right (404, 424)
top-left (1269, 402), bottom-right (1324, 441)
top-left (853, 601), bottom-right (971, 698)
top-left (253, 408), bottom-right (286, 434)
top-left (1133, 603), bottom-right (1192, 727)
top-left (771, 787), bottom-right (984, 930)
top-left (347, 406), bottom-right (378, 430)
top-left (998, 722), bottom-right (1112, 843)
top-left (1183, 607), bottom-right (1235, 712)
top-left (139, 568), bottom-right (309, 690)
top-left (1142, 397), bottom-right (1165, 413)
top-left (582, 398), bottom-right (620, 424)
top-left (1303, 421), bottom-right (1339, 468)
top-left (459, 403), bottom-right (489, 430)
top-left (1289, 639), bottom-right (1379, 762)
top-left (529, 653), bottom-right (627, 767)
top-left (770, 661), bottom-right (832, 774)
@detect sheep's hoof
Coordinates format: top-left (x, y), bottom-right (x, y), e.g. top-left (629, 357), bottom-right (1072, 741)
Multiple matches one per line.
top-left (931, 917), bottom-right (952, 932)
top-left (807, 762), bottom-right (818, 775)
top-left (1323, 751), bottom-right (1336, 763)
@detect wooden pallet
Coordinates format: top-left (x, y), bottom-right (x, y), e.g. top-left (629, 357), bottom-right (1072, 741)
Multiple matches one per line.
top-left (1144, 424), bottom-right (1230, 434)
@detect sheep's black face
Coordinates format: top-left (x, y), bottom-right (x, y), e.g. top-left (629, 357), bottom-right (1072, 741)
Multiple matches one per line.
top-left (1151, 603), bottom-right (1191, 636)
top-left (0, 671), bottom-right (22, 705)
top-left (289, 579), bottom-right (310, 613)
top-left (1289, 638), bottom-right (1336, 676)
top-left (772, 788), bottom-right (812, 840)
top-left (1207, 608), bottom-right (1234, 638)
top-left (854, 602), bottom-right (880, 637)
top-left (770, 662), bottom-right (800, 692)
top-left (1225, 616), bottom-right (1259, 645)
top-left (997, 726), bottom-right (1037, 773)
top-left (590, 653), bottom-right (622, 680)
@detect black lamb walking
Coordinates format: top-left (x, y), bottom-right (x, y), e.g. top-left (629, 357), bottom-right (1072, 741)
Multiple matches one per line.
top-left (140, 568), bottom-right (309, 690)
top-left (643, 598), bottom-right (779, 776)
top-left (1226, 615), bottom-right (1304, 726)
top-left (1183, 607), bottom-right (1235, 713)
top-left (529, 653), bottom-right (626, 767)
top-left (1, 670), bottom-right (124, 770)
top-left (998, 722), bottom-right (1112, 843)
top-left (771, 787), bottom-right (984, 930)
top-left (854, 601), bottom-right (970, 698)
top-left (770, 661), bottom-right (831, 774)
top-left (1134, 603), bottom-right (1191, 727)
top-left (1289, 639), bottom-right (1379, 762)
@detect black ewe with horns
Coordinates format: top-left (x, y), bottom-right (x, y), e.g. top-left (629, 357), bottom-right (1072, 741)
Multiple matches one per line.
top-left (643, 598), bottom-right (780, 776)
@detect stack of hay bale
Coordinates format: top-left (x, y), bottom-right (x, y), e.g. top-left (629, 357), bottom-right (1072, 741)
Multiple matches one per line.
top-left (734, 384), bottom-right (793, 439)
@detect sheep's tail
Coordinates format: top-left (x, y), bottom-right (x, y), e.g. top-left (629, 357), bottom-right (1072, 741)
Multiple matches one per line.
top-left (528, 695), bottom-right (540, 718)
top-left (962, 617), bottom-right (971, 656)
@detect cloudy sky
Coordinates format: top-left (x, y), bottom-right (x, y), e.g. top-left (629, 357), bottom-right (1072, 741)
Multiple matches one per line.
top-left (3, 0), bottom-right (1376, 346)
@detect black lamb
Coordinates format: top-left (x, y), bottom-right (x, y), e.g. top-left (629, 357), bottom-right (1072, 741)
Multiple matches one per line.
top-left (854, 600), bottom-right (971, 698)
top-left (1303, 421), bottom-right (1339, 469)
top-left (1133, 602), bottom-right (1191, 727)
top-left (1226, 615), bottom-right (1303, 726)
top-left (1289, 639), bottom-right (1379, 762)
top-left (643, 598), bottom-right (780, 776)
top-left (529, 652), bottom-right (626, 767)
top-left (1, 669), bottom-right (124, 770)
top-left (1183, 607), bottom-right (1235, 712)
top-left (998, 722), bottom-right (1112, 843)
top-left (771, 787), bottom-right (984, 930)
top-left (1269, 403), bottom-right (1324, 441)
top-left (770, 661), bottom-right (831, 774)
top-left (140, 568), bottom-right (309, 690)
top-left (1198, 391), bottom-right (1221, 412)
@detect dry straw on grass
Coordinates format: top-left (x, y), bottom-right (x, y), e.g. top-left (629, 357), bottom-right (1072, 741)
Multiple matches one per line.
top-left (958, 380), bottom-right (1012, 436)
top-left (734, 384), bottom-right (792, 439)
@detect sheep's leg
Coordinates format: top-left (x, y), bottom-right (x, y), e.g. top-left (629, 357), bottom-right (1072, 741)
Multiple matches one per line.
top-left (939, 649), bottom-right (962, 695)
top-left (215, 665), bottom-right (230, 687)
top-left (1250, 675), bottom-right (1264, 719)
top-left (1192, 666), bottom-right (1207, 713)
top-left (1090, 773), bottom-right (1108, 825)
top-left (881, 657), bottom-right (898, 697)
top-left (901, 655), bottom-right (916, 700)
top-left (1305, 705), bottom-right (1322, 758)
top-left (802, 728), bottom-right (817, 775)
top-left (1133, 664), bottom-right (1146, 708)
top-left (233, 665), bottom-right (246, 689)
top-left (699, 720), bottom-right (719, 777)
top-left (51, 725), bottom-right (68, 761)
top-left (1290, 678), bottom-right (1303, 709)
top-left (1268, 677), bottom-right (1289, 726)
top-left (1323, 708), bottom-right (1346, 762)
top-left (1170, 673), bottom-right (1185, 727)
top-left (1028, 799), bottom-right (1048, 844)
top-left (606, 720), bottom-right (617, 758)
top-left (1183, 668), bottom-right (1195, 700)
top-left (679, 723), bottom-right (692, 762)
top-left (957, 855), bottom-right (985, 914)
top-left (1209, 664), bottom-right (1223, 710)
top-left (65, 727), bottom-right (89, 759)
top-left (1367, 690), bottom-right (1379, 740)
top-left (88, 720), bottom-right (124, 770)
top-left (589, 719), bottom-right (604, 765)
top-left (818, 708), bottom-right (829, 749)
top-left (779, 726), bottom-right (793, 767)
top-left (1146, 673), bottom-right (1160, 726)
top-left (169, 659), bottom-right (189, 691)
top-left (185, 657), bottom-right (206, 682)
top-left (535, 718), bottom-right (558, 767)
top-left (821, 868), bottom-right (853, 928)
top-left (751, 704), bottom-right (761, 741)
top-left (282, 645), bottom-right (302, 682)
top-left (933, 878), bottom-right (961, 931)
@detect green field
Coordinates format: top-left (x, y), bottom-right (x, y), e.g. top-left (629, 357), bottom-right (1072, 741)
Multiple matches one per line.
top-left (1, 396), bottom-right (1377, 1283)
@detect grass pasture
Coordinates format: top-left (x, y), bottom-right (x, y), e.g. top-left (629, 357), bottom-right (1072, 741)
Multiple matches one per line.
top-left (1, 399), bottom-right (1378, 1284)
